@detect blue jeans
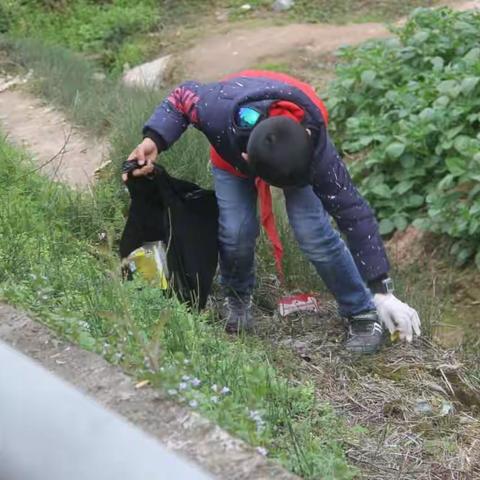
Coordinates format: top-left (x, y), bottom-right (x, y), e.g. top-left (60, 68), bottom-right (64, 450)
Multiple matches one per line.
top-left (212, 167), bottom-right (374, 317)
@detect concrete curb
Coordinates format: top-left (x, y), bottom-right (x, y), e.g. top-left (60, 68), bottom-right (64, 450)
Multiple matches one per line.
top-left (0, 341), bottom-right (213, 480)
top-left (0, 304), bottom-right (299, 480)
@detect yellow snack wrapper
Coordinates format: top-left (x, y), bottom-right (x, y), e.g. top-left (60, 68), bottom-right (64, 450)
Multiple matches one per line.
top-left (126, 241), bottom-right (169, 289)
top-left (390, 330), bottom-right (401, 343)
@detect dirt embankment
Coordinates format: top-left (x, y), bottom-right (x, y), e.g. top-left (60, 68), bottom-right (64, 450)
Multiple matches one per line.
top-left (182, 22), bottom-right (390, 81)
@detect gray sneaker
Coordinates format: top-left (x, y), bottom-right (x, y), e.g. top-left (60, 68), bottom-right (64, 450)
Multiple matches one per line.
top-left (345, 310), bottom-right (384, 354)
top-left (223, 294), bottom-right (254, 333)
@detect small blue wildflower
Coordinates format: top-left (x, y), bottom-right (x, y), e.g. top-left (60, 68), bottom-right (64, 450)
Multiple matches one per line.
top-left (220, 386), bottom-right (231, 395)
top-left (256, 447), bottom-right (268, 456)
top-left (191, 378), bottom-right (201, 388)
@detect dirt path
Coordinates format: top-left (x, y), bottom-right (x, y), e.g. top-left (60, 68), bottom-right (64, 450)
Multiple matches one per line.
top-left (0, 88), bottom-right (106, 188)
top-left (183, 22), bottom-right (390, 81)
top-left (182, 0), bottom-right (480, 81)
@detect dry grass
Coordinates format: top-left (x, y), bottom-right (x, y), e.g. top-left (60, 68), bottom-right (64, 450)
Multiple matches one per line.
top-left (253, 301), bottom-right (480, 479)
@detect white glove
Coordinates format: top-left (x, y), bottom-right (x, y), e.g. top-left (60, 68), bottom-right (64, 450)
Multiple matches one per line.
top-left (373, 293), bottom-right (421, 342)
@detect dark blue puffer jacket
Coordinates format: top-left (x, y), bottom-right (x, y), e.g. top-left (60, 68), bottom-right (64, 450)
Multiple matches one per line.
top-left (143, 71), bottom-right (390, 282)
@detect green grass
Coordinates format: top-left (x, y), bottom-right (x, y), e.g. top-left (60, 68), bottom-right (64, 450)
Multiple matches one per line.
top-left (227, 0), bottom-right (439, 23)
top-left (0, 135), bottom-right (359, 479)
top-left (293, 0), bottom-right (439, 23)
top-left (2, 0), bottom-right (162, 71)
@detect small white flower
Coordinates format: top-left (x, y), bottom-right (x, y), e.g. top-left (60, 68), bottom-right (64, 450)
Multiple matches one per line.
top-left (181, 375), bottom-right (191, 381)
top-left (191, 378), bottom-right (201, 387)
top-left (249, 410), bottom-right (261, 421)
top-left (167, 389), bottom-right (178, 396)
top-left (183, 359), bottom-right (191, 365)
top-left (179, 382), bottom-right (189, 391)
top-left (211, 384), bottom-right (218, 393)
top-left (160, 367), bottom-right (165, 372)
top-left (210, 396), bottom-right (219, 404)
top-left (256, 447), bottom-right (268, 457)
top-left (249, 410), bottom-right (265, 432)
top-left (189, 400), bottom-right (198, 408)
top-left (42, 295), bottom-right (49, 300)
top-left (220, 386), bottom-right (231, 395)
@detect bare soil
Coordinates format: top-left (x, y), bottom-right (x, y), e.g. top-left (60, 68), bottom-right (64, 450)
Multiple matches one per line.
top-left (0, 89), bottom-right (106, 188)
top-left (182, 22), bottom-right (390, 81)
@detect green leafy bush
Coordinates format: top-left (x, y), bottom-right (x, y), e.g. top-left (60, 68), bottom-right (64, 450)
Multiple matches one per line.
top-left (326, 8), bottom-right (480, 267)
top-left (6, 0), bottom-right (160, 70)
top-left (0, 1), bottom-right (14, 33)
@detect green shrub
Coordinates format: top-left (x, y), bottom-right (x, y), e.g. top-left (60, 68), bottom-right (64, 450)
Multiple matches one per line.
top-left (0, 1), bottom-right (14, 33)
top-left (6, 0), bottom-right (160, 71)
top-left (326, 8), bottom-right (480, 267)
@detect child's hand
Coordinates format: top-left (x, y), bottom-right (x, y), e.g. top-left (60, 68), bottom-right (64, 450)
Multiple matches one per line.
top-left (122, 138), bottom-right (158, 182)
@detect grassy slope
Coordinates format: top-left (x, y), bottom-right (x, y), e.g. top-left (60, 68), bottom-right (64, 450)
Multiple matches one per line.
top-left (226, 0), bottom-right (440, 23)
top-left (0, 135), bottom-right (361, 479)
top-left (2, 128), bottom-right (479, 479)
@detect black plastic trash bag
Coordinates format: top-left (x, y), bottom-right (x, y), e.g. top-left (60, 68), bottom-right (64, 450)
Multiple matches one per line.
top-left (120, 162), bottom-right (219, 310)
